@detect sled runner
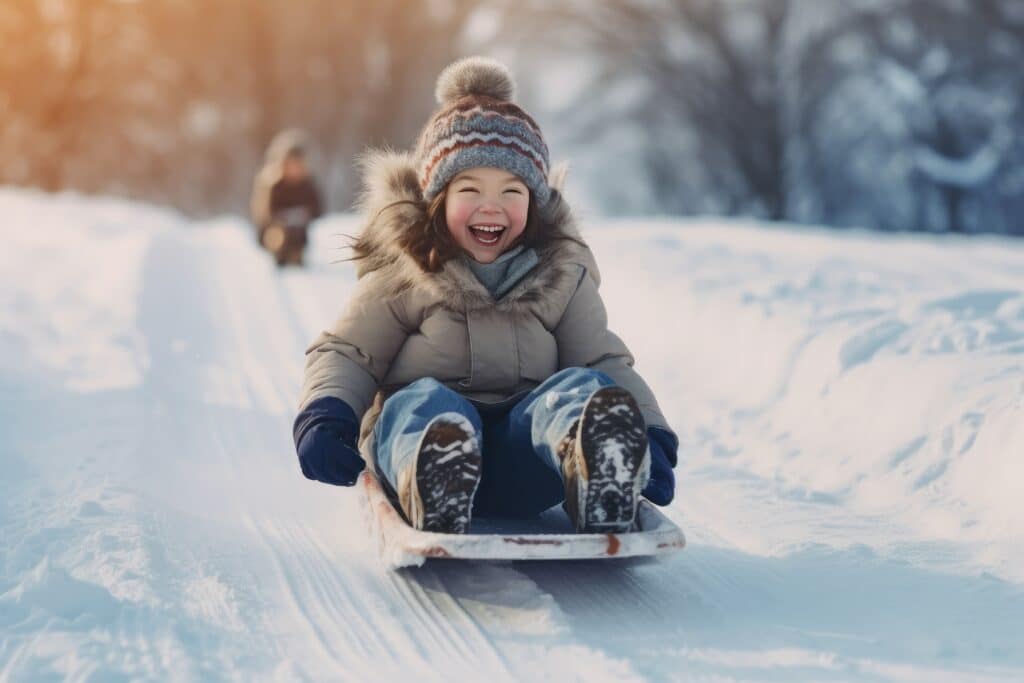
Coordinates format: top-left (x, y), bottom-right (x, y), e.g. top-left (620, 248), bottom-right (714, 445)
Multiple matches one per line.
top-left (360, 471), bottom-right (686, 568)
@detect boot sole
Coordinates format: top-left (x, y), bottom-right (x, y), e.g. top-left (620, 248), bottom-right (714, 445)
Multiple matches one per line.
top-left (411, 415), bottom-right (481, 534)
top-left (575, 386), bottom-right (649, 533)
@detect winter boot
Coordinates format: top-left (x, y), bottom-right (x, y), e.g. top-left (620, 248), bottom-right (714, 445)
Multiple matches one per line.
top-left (396, 414), bottom-right (482, 534)
top-left (558, 386), bottom-right (650, 533)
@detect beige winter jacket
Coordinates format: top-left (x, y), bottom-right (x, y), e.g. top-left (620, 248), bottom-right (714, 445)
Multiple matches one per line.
top-left (299, 151), bottom-right (673, 455)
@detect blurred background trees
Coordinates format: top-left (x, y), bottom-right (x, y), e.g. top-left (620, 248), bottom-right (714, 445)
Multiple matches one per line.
top-left (781, 0), bottom-right (1024, 233)
top-left (0, 0), bottom-right (475, 213)
top-left (1, 0), bottom-right (1022, 234)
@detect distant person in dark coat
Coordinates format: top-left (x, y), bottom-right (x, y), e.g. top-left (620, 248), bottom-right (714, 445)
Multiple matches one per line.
top-left (251, 129), bottom-right (324, 267)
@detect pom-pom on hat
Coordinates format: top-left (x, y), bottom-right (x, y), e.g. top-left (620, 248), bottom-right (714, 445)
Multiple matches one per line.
top-left (415, 56), bottom-right (551, 207)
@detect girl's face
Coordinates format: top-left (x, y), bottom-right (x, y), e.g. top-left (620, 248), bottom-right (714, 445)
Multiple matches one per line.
top-left (282, 154), bottom-right (309, 182)
top-left (445, 167), bottom-right (530, 263)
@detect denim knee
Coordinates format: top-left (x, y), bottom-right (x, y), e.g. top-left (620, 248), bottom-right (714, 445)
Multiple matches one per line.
top-left (548, 367), bottom-right (615, 387)
top-left (406, 376), bottom-right (449, 393)
top-left (387, 377), bottom-right (479, 424)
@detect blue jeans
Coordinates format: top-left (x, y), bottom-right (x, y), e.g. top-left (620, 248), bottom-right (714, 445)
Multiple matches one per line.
top-left (373, 367), bottom-right (617, 518)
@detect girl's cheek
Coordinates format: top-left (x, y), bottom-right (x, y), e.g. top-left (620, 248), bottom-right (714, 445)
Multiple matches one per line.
top-left (446, 197), bottom-right (473, 231)
top-left (509, 199), bottom-right (529, 230)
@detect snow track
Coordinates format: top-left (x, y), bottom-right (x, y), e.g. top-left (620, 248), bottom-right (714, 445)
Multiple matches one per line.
top-left (2, 190), bottom-right (1023, 681)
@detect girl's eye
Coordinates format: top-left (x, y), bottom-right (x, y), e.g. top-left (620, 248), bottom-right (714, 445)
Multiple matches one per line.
top-left (504, 188), bottom-right (524, 194)
top-left (458, 187), bottom-right (479, 193)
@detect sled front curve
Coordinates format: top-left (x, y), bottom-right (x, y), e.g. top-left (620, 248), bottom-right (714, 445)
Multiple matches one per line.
top-left (360, 470), bottom-right (686, 564)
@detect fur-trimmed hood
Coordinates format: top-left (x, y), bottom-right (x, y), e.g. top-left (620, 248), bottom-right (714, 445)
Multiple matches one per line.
top-left (351, 149), bottom-right (599, 313)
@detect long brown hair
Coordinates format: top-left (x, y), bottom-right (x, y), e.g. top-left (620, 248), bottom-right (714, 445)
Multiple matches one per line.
top-left (349, 187), bottom-right (572, 273)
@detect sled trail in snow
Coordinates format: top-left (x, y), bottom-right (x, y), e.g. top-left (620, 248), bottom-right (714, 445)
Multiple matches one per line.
top-left (1, 192), bottom-right (1023, 681)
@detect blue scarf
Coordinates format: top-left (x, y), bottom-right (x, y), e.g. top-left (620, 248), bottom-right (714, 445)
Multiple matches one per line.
top-left (464, 244), bottom-right (540, 300)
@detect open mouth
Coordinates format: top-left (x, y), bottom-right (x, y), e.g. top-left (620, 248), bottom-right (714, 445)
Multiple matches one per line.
top-left (469, 224), bottom-right (506, 246)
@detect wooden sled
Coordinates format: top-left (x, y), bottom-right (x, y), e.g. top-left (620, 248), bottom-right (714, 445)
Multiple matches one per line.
top-left (360, 471), bottom-right (686, 568)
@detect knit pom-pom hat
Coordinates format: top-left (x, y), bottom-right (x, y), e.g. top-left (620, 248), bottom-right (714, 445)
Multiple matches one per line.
top-left (414, 56), bottom-right (551, 207)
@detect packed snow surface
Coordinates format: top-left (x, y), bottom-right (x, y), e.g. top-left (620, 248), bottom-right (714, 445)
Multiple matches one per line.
top-left (2, 187), bottom-right (1023, 681)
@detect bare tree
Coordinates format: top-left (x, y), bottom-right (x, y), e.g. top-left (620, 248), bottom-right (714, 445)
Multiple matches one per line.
top-left (788, 0), bottom-right (1024, 233)
top-left (0, 0), bottom-right (483, 215)
top-left (0, 0), bottom-right (113, 191)
top-left (504, 0), bottom-right (792, 217)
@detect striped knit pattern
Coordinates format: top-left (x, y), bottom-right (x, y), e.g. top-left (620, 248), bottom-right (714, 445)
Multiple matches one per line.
top-left (415, 95), bottom-right (551, 206)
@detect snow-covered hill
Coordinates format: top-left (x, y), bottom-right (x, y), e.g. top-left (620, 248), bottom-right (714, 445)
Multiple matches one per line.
top-left (2, 188), bottom-right (1022, 681)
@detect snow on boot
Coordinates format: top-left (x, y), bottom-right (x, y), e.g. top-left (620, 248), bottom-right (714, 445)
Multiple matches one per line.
top-left (398, 414), bottom-right (481, 534)
top-left (559, 386), bottom-right (649, 533)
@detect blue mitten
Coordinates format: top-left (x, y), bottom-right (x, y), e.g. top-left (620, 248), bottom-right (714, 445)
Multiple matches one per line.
top-left (293, 397), bottom-right (366, 486)
top-left (642, 427), bottom-right (678, 506)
